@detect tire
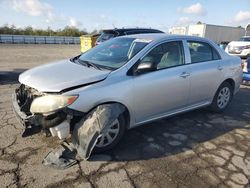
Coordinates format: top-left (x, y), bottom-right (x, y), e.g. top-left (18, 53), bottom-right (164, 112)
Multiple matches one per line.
top-left (93, 115), bottom-right (126, 153)
top-left (210, 82), bottom-right (233, 113)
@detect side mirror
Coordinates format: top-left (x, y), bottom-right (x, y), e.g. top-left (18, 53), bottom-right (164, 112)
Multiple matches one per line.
top-left (135, 60), bottom-right (155, 75)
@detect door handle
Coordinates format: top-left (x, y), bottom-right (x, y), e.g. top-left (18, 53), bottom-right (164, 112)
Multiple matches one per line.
top-left (217, 65), bottom-right (223, 71)
top-left (180, 72), bottom-right (190, 78)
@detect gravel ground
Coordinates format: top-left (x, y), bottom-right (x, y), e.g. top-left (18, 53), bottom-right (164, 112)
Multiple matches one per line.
top-left (0, 44), bottom-right (250, 188)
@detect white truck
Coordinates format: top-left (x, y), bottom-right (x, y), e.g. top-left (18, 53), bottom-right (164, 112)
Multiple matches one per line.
top-left (170, 24), bottom-right (245, 44)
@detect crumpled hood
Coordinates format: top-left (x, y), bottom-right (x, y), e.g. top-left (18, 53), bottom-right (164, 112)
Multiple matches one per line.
top-left (228, 41), bottom-right (250, 47)
top-left (19, 59), bottom-right (111, 92)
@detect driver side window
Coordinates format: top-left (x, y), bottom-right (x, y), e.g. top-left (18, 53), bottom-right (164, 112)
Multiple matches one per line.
top-left (141, 41), bottom-right (184, 70)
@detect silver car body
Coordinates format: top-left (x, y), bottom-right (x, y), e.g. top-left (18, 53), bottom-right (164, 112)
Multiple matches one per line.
top-left (19, 34), bottom-right (242, 129)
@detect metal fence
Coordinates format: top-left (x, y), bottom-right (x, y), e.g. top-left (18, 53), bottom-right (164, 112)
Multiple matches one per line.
top-left (0, 34), bottom-right (80, 44)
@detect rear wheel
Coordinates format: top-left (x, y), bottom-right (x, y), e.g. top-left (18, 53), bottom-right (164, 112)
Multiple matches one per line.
top-left (210, 82), bottom-right (233, 112)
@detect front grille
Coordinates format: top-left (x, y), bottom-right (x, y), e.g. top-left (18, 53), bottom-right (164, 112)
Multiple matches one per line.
top-left (16, 84), bottom-right (43, 115)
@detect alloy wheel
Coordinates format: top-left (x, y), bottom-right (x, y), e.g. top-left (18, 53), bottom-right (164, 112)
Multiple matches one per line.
top-left (217, 87), bottom-right (231, 109)
top-left (95, 119), bottom-right (120, 148)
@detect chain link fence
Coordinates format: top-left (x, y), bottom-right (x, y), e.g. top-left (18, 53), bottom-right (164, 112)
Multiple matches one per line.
top-left (0, 35), bottom-right (80, 44)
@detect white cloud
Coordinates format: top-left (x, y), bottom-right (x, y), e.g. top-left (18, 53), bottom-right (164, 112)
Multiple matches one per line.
top-left (69, 17), bottom-right (82, 27)
top-left (1, 0), bottom-right (57, 23)
top-left (178, 3), bottom-right (207, 16)
top-left (9, 0), bottom-right (54, 18)
top-left (177, 17), bottom-right (193, 25)
top-left (1, 0), bottom-right (84, 29)
top-left (229, 11), bottom-right (250, 25)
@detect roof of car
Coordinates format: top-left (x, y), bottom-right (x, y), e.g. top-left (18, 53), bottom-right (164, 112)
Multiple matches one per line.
top-left (103, 28), bottom-right (163, 33)
top-left (123, 33), bottom-right (208, 42)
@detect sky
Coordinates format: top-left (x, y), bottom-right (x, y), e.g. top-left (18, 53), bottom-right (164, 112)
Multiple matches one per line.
top-left (0, 0), bottom-right (250, 32)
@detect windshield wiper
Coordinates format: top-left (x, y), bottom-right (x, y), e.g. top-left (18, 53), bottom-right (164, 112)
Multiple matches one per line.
top-left (77, 59), bottom-right (102, 70)
top-left (72, 55), bottom-right (115, 71)
top-left (70, 55), bottom-right (81, 63)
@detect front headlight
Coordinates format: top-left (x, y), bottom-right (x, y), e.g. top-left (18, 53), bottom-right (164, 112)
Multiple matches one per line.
top-left (30, 95), bottom-right (78, 114)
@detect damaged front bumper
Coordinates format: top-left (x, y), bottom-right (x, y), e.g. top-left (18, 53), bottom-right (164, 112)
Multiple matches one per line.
top-left (12, 92), bottom-right (36, 127)
top-left (12, 91), bottom-right (43, 137)
top-left (12, 84), bottom-right (84, 138)
top-left (13, 85), bottom-right (126, 164)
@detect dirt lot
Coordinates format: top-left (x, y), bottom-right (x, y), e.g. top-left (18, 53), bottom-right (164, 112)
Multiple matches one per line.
top-left (0, 44), bottom-right (250, 188)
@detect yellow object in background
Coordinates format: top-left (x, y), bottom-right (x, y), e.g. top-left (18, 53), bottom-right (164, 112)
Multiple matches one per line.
top-left (80, 34), bottom-right (99, 53)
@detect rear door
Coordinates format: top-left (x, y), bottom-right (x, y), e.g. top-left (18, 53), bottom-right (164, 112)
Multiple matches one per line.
top-left (186, 40), bottom-right (223, 106)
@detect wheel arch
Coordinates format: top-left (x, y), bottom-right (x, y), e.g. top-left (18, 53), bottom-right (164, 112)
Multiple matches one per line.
top-left (86, 101), bottom-right (131, 130)
top-left (222, 78), bottom-right (235, 91)
top-left (211, 78), bottom-right (235, 103)
top-left (210, 78), bottom-right (235, 112)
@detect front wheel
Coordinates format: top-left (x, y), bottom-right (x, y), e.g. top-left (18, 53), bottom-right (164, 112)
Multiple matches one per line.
top-left (94, 115), bottom-right (126, 153)
top-left (210, 82), bottom-right (233, 112)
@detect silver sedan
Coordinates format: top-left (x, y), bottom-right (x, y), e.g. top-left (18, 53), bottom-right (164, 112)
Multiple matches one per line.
top-left (13, 34), bottom-right (242, 153)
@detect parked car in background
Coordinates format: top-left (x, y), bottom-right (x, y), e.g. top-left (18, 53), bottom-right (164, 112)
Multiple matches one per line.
top-left (225, 36), bottom-right (250, 59)
top-left (242, 57), bottom-right (250, 84)
top-left (13, 34), bottom-right (242, 152)
top-left (95, 28), bottom-right (164, 45)
top-left (219, 41), bottom-right (229, 50)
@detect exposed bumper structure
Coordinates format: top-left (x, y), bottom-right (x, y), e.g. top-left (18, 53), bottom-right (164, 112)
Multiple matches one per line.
top-left (12, 90), bottom-right (43, 136)
top-left (12, 92), bottom-right (35, 127)
top-left (12, 84), bottom-right (82, 138)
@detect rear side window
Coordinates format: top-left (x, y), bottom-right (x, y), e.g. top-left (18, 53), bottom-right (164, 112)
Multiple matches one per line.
top-left (96, 32), bottom-right (115, 42)
top-left (125, 30), bottom-right (149, 35)
top-left (125, 30), bottom-right (162, 35)
top-left (212, 48), bottom-right (220, 60)
top-left (188, 41), bottom-right (220, 63)
top-left (125, 31), bottom-right (139, 35)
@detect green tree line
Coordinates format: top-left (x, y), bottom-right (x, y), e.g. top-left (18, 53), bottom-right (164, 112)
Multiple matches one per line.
top-left (0, 24), bottom-right (92, 37)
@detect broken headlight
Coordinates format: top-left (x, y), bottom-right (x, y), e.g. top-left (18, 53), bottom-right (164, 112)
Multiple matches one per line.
top-left (30, 95), bottom-right (78, 114)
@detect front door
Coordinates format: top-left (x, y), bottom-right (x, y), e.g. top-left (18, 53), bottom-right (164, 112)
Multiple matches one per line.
top-left (131, 41), bottom-right (190, 124)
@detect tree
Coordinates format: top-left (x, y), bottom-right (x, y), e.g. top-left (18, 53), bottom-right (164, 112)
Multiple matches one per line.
top-left (24, 26), bottom-right (33, 35)
top-left (0, 24), bottom-right (89, 36)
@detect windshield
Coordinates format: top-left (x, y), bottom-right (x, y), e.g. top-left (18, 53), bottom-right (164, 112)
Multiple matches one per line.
top-left (79, 37), bottom-right (151, 69)
top-left (239, 37), bottom-right (250, 42)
